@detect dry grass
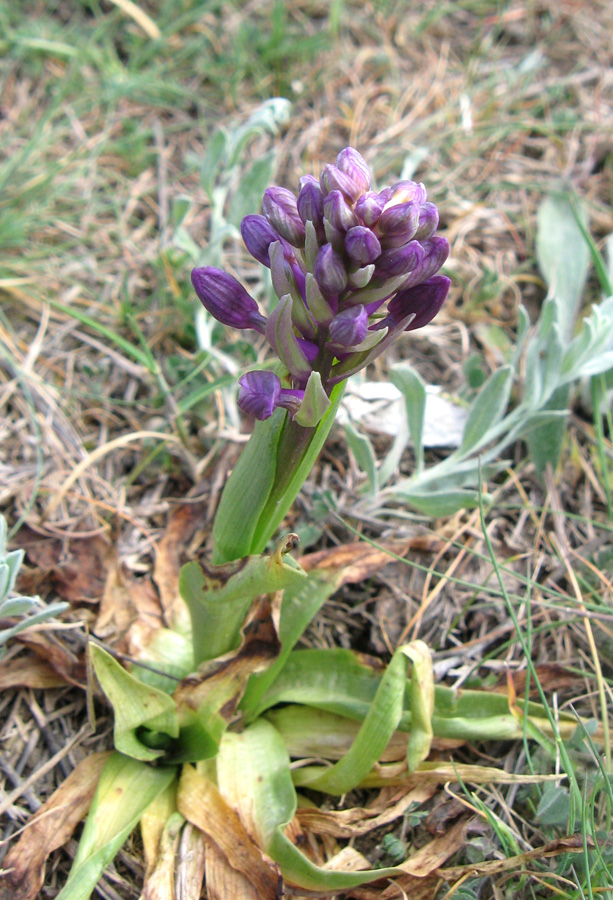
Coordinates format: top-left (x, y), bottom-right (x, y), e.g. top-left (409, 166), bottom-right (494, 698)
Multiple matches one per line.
top-left (1, 0), bottom-right (612, 896)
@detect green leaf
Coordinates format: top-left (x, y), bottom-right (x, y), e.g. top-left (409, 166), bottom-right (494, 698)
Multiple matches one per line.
top-left (536, 783), bottom-right (571, 827)
top-left (179, 538), bottom-right (306, 663)
top-left (536, 192), bottom-right (591, 338)
top-left (460, 365), bottom-right (513, 454)
top-left (397, 488), bottom-right (490, 517)
top-left (90, 644), bottom-right (179, 761)
top-left (228, 152), bottom-right (276, 228)
top-left (294, 371), bottom-right (331, 427)
top-left (389, 364), bottom-right (427, 472)
top-left (240, 568), bottom-right (345, 721)
top-left (57, 753), bottom-right (175, 900)
top-left (216, 719), bottom-right (405, 891)
top-left (525, 383), bottom-right (570, 478)
top-left (211, 408), bottom-right (285, 564)
top-left (200, 127), bottom-right (228, 200)
top-left (343, 420), bottom-right (378, 495)
top-left (292, 643), bottom-right (431, 793)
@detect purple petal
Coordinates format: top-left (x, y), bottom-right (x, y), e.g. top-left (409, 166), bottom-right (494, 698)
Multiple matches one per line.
top-left (375, 240), bottom-right (424, 278)
top-left (335, 148), bottom-right (371, 195)
top-left (323, 190), bottom-right (359, 233)
top-left (313, 243), bottom-right (348, 298)
top-left (345, 226), bottom-right (382, 265)
top-left (241, 214), bottom-right (283, 267)
top-left (237, 371), bottom-right (281, 419)
top-left (262, 186), bottom-right (306, 247)
top-left (355, 189), bottom-right (391, 226)
top-left (385, 275), bottom-right (450, 331)
top-left (191, 267), bottom-right (266, 333)
top-left (329, 305), bottom-right (369, 347)
top-left (414, 202), bottom-right (439, 241)
top-left (320, 164), bottom-right (362, 203)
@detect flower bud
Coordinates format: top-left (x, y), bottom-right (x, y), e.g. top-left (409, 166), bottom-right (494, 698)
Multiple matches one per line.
top-left (375, 240), bottom-right (424, 278)
top-left (320, 164), bottom-right (362, 203)
top-left (414, 202), bottom-right (439, 241)
top-left (241, 214), bottom-right (284, 267)
top-left (262, 186), bottom-right (305, 247)
top-left (297, 178), bottom-right (324, 230)
top-left (314, 243), bottom-right (348, 298)
top-left (323, 190), bottom-right (359, 233)
top-left (387, 180), bottom-right (427, 206)
top-left (335, 148), bottom-right (371, 195)
top-left (329, 304), bottom-right (369, 347)
top-left (376, 201), bottom-right (419, 245)
top-left (191, 267), bottom-right (266, 333)
top-left (385, 275), bottom-right (450, 331)
top-left (344, 226), bottom-right (382, 265)
top-left (355, 190), bottom-right (390, 226)
top-left (237, 370), bottom-right (304, 420)
top-left (402, 236), bottom-right (450, 289)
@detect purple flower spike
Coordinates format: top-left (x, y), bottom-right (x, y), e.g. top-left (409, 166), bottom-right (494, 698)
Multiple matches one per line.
top-left (335, 148), bottom-right (371, 195)
top-left (237, 370), bottom-right (305, 420)
top-left (314, 243), bottom-right (348, 298)
top-left (323, 190), bottom-right (359, 233)
top-left (329, 305), bottom-right (369, 347)
top-left (320, 164), bottom-right (362, 204)
top-left (262, 186), bottom-right (306, 247)
top-left (386, 275), bottom-right (450, 331)
top-left (345, 226), bottom-right (382, 265)
top-left (241, 214), bottom-right (284, 267)
top-left (191, 267), bottom-right (266, 333)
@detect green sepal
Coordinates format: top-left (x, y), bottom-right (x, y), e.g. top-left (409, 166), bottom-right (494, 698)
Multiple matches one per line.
top-left (294, 371), bottom-right (330, 426)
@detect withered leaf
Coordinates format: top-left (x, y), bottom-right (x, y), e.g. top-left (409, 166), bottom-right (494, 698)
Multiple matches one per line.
top-left (177, 766), bottom-right (281, 900)
top-left (15, 526), bottom-right (110, 605)
top-left (0, 752), bottom-right (111, 900)
top-left (299, 539), bottom-right (410, 585)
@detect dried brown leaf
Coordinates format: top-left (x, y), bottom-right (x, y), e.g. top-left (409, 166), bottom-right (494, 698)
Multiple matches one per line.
top-left (177, 766), bottom-right (282, 900)
top-left (16, 526), bottom-right (110, 605)
top-left (204, 840), bottom-right (263, 900)
top-left (296, 785), bottom-right (436, 838)
top-left (438, 834), bottom-right (591, 881)
top-left (15, 631), bottom-right (86, 687)
top-left (154, 500), bottom-right (208, 629)
top-left (0, 752), bottom-right (111, 900)
top-left (0, 654), bottom-right (67, 689)
top-left (299, 539), bottom-right (410, 585)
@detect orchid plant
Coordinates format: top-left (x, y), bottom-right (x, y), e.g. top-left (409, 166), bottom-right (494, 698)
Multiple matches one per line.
top-left (10, 149), bottom-right (598, 900)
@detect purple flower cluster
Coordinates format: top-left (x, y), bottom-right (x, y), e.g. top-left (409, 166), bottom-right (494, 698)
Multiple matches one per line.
top-left (191, 148), bottom-right (450, 423)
